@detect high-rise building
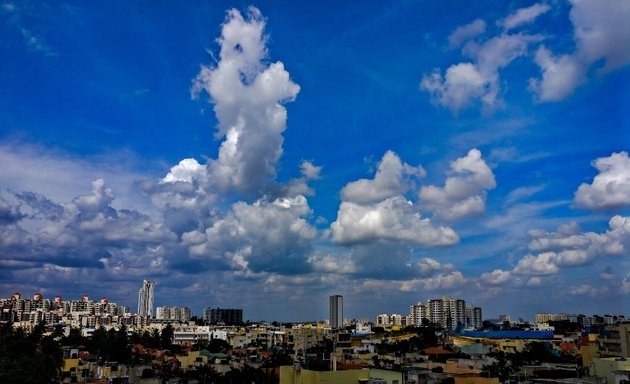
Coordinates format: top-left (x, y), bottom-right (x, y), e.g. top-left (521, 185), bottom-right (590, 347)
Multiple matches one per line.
top-left (137, 280), bottom-right (155, 317)
top-left (466, 305), bottom-right (483, 329)
top-left (428, 296), bottom-right (466, 331)
top-left (409, 302), bottom-right (428, 326)
top-left (203, 307), bottom-right (243, 325)
top-left (156, 306), bottom-right (191, 321)
top-left (329, 295), bottom-right (343, 329)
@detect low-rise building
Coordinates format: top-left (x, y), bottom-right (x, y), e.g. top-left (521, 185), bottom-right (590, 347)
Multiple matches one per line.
top-left (599, 323), bottom-right (630, 358)
top-left (590, 357), bottom-right (630, 384)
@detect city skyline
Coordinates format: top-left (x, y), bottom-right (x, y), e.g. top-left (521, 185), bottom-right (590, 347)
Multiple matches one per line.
top-left (0, 1), bottom-right (629, 321)
top-left (0, 286), bottom-right (626, 329)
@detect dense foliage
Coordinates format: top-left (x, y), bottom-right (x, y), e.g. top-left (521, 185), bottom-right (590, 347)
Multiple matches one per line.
top-left (0, 322), bottom-right (63, 384)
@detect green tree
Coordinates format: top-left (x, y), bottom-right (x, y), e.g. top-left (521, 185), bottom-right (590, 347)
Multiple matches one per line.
top-left (0, 321), bottom-right (63, 383)
top-left (113, 324), bottom-right (131, 363)
top-left (160, 324), bottom-right (174, 349)
top-left (63, 327), bottom-right (86, 347)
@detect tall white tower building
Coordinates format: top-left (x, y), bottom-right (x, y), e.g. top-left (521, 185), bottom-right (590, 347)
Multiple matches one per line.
top-left (329, 294), bottom-right (343, 329)
top-left (137, 280), bottom-right (155, 317)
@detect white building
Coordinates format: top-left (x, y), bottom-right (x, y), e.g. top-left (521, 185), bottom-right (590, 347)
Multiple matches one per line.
top-left (137, 280), bottom-right (155, 317)
top-left (428, 297), bottom-right (466, 330)
top-left (409, 303), bottom-right (428, 326)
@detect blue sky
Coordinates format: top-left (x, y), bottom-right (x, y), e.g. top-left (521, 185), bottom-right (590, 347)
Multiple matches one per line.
top-left (1, 0), bottom-right (629, 322)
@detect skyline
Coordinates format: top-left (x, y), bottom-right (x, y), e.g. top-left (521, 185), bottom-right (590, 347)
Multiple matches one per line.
top-left (4, 288), bottom-right (626, 324)
top-left (0, 0), bottom-right (629, 321)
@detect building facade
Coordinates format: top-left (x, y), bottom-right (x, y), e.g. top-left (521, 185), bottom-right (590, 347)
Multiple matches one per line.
top-left (598, 323), bottom-right (630, 358)
top-left (428, 297), bottom-right (466, 331)
top-left (137, 280), bottom-right (155, 318)
top-left (203, 307), bottom-right (243, 325)
top-left (329, 295), bottom-right (343, 329)
top-left (466, 305), bottom-right (483, 329)
top-left (156, 306), bottom-right (191, 322)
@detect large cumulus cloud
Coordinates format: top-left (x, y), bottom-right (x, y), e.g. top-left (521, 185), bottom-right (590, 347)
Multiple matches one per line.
top-left (139, 7), bottom-right (305, 238)
top-left (341, 150), bottom-right (425, 205)
top-left (0, 179), bottom-right (175, 273)
top-left (331, 197), bottom-right (458, 246)
top-left (420, 149), bottom-right (496, 220)
top-left (574, 151), bottom-right (630, 211)
top-left (529, 0), bottom-right (630, 101)
top-left (331, 151), bottom-right (458, 246)
top-left (184, 195), bottom-right (316, 275)
top-left (191, 7), bottom-right (300, 196)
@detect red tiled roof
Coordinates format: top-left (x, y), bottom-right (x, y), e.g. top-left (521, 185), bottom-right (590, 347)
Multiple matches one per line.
top-left (423, 347), bottom-right (453, 355)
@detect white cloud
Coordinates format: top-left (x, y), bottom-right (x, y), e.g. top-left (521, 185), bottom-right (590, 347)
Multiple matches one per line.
top-left (571, 0), bottom-right (630, 73)
top-left (331, 151), bottom-right (458, 248)
top-left (421, 63), bottom-right (488, 114)
top-left (530, 215), bottom-right (630, 258)
top-left (331, 196), bottom-right (459, 246)
top-left (500, 3), bottom-right (551, 31)
top-left (420, 148), bottom-right (496, 220)
top-left (570, 284), bottom-right (609, 297)
top-left (466, 33), bottom-right (542, 74)
top-left (341, 151), bottom-right (425, 205)
top-left (307, 251), bottom-right (357, 274)
top-left (530, 0), bottom-right (630, 101)
top-left (188, 195), bottom-right (316, 274)
top-left (139, 7), bottom-right (313, 235)
top-left (512, 252), bottom-right (559, 275)
top-left (161, 158), bottom-right (207, 184)
top-left (513, 215), bottom-right (630, 275)
top-left (504, 185), bottom-right (545, 205)
top-left (480, 269), bottom-right (512, 285)
top-left (422, 32), bottom-right (542, 113)
top-left (1, 179), bottom-right (175, 269)
top-left (415, 257), bottom-right (454, 277)
top-left (191, 7), bottom-right (300, 195)
top-left (574, 151), bottom-right (630, 210)
top-left (0, 143), bottom-right (154, 214)
top-left (448, 19), bottom-right (486, 48)
top-left (73, 179), bottom-right (114, 212)
top-left (528, 47), bottom-right (586, 101)
top-left (400, 271), bottom-right (468, 292)
top-left (300, 160), bottom-right (322, 180)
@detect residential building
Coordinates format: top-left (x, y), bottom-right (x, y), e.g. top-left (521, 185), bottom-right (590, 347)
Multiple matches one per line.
top-left (409, 302), bottom-right (428, 326)
top-left (156, 306), bottom-right (191, 322)
top-left (203, 307), bottom-right (243, 325)
top-left (286, 326), bottom-right (327, 355)
top-left (599, 323), bottom-right (630, 358)
top-left (590, 357), bottom-right (630, 384)
top-left (428, 296), bottom-right (466, 331)
top-left (466, 305), bottom-right (483, 329)
top-left (535, 313), bottom-right (568, 323)
top-left (376, 313), bottom-right (407, 327)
